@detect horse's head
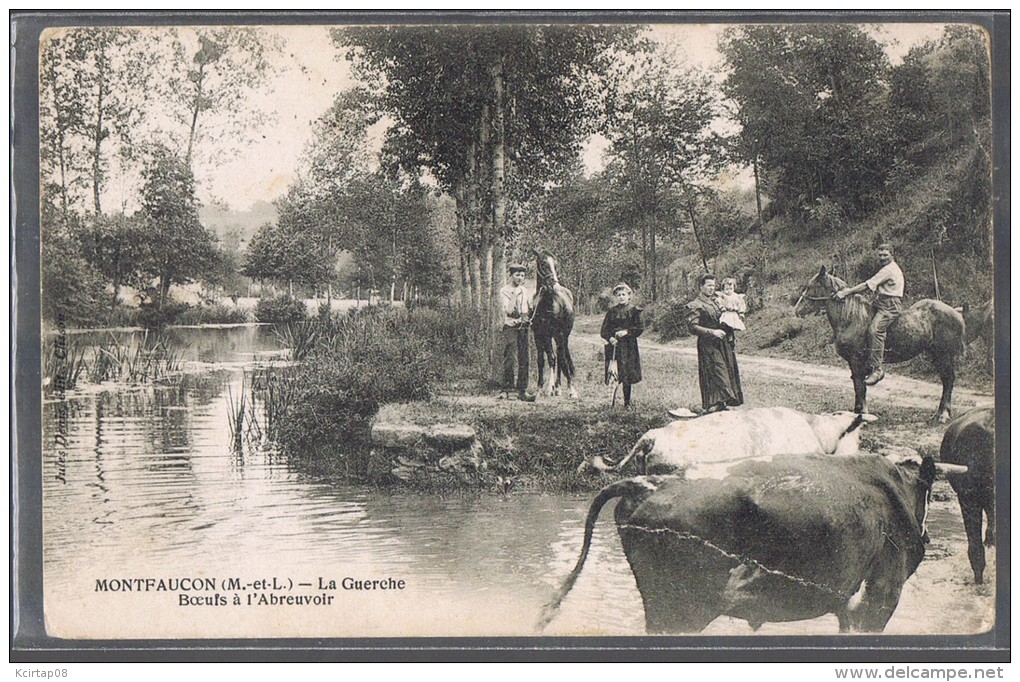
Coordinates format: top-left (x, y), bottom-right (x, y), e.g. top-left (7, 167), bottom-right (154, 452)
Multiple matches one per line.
top-left (533, 248), bottom-right (560, 288)
top-left (793, 266), bottom-right (843, 317)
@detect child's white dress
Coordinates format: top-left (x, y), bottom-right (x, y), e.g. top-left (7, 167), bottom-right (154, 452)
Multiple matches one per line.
top-left (717, 291), bottom-right (747, 331)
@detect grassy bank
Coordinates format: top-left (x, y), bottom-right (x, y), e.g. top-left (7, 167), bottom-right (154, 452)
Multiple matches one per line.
top-left (262, 305), bottom-right (672, 488)
top-left (376, 398), bottom-right (664, 492)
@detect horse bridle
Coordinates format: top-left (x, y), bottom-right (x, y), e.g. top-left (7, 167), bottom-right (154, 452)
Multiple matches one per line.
top-left (524, 283), bottom-right (550, 327)
top-left (793, 283), bottom-right (835, 311)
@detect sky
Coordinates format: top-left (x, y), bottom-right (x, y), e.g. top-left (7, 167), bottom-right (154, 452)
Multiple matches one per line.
top-left (165, 22), bottom-right (950, 212)
top-left (191, 27), bottom-right (352, 210)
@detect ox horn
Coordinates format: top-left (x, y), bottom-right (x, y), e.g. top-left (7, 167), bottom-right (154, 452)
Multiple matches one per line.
top-left (934, 462), bottom-right (969, 475)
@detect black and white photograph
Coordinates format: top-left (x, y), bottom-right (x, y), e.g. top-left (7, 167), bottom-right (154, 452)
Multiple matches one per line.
top-left (14, 12), bottom-right (1006, 655)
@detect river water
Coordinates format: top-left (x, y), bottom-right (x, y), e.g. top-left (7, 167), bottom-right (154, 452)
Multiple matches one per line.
top-left (41, 325), bottom-right (983, 640)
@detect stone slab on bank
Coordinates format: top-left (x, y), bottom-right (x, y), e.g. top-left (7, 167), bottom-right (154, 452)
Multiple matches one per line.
top-left (369, 411), bottom-right (484, 484)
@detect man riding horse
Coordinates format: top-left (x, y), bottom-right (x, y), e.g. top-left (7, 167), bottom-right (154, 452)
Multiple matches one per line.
top-left (794, 245), bottom-right (963, 423)
top-left (835, 243), bottom-right (904, 386)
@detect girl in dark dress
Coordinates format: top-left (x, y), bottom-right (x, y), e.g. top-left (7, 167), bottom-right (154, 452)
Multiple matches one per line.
top-left (601, 283), bottom-right (643, 408)
top-left (687, 273), bottom-right (743, 413)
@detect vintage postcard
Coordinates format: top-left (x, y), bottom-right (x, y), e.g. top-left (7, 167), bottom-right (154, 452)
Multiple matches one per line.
top-left (15, 12), bottom-right (1006, 656)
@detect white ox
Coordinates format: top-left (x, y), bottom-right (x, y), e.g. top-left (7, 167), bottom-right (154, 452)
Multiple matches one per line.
top-left (591, 407), bottom-right (877, 480)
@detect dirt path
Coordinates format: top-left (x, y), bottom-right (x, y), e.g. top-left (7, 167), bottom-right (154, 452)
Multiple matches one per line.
top-left (572, 331), bottom-right (994, 414)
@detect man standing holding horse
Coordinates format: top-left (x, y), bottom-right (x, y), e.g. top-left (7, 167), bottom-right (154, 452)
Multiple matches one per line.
top-left (499, 264), bottom-right (535, 401)
top-left (835, 243), bottom-right (905, 386)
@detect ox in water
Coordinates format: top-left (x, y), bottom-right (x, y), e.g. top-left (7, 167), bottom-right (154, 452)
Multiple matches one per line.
top-left (541, 453), bottom-right (940, 634)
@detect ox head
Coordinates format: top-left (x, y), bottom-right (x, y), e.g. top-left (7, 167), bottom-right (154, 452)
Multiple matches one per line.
top-left (886, 452), bottom-right (964, 541)
top-left (794, 266), bottom-right (845, 317)
top-left (808, 411), bottom-right (879, 455)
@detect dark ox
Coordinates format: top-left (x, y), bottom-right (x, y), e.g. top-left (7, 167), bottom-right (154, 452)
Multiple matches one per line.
top-left (541, 453), bottom-right (938, 634)
top-left (940, 407), bottom-right (995, 585)
top-left (592, 407), bottom-right (876, 478)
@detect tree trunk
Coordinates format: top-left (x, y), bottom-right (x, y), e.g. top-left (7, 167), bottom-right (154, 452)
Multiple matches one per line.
top-left (110, 269), bottom-right (121, 312)
top-left (464, 136), bottom-right (484, 312)
top-left (492, 240), bottom-right (506, 327)
top-left (686, 202), bottom-right (710, 273)
top-left (159, 271), bottom-right (171, 310)
top-left (491, 57), bottom-right (507, 249)
top-left (469, 252), bottom-right (482, 310)
top-left (650, 209), bottom-right (658, 302)
top-left (481, 241), bottom-right (494, 320)
top-left (457, 246), bottom-right (470, 306)
top-left (753, 156), bottom-right (764, 237)
top-left (490, 59), bottom-right (509, 333)
top-left (459, 248), bottom-right (471, 306)
top-left (91, 55), bottom-right (107, 217)
top-left (453, 186), bottom-right (472, 306)
top-left (326, 235), bottom-right (334, 307)
top-left (632, 121), bottom-right (647, 286)
top-left (47, 57), bottom-right (71, 225)
top-left (186, 61), bottom-right (206, 170)
top-left (478, 102), bottom-right (493, 311)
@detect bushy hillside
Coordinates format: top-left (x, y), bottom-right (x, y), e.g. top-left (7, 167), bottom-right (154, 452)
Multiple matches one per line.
top-left (658, 137), bottom-right (994, 386)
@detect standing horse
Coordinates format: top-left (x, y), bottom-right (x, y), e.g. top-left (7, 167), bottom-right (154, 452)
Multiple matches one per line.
top-left (794, 266), bottom-right (965, 423)
top-left (531, 249), bottom-right (577, 398)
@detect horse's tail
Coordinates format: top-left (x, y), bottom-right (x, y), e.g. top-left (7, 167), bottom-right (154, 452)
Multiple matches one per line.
top-left (563, 342), bottom-right (575, 378)
top-left (949, 305), bottom-right (967, 358)
top-left (592, 432), bottom-right (651, 473)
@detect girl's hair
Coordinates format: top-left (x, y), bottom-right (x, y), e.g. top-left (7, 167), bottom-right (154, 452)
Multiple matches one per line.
top-left (721, 277), bottom-right (737, 289)
top-left (698, 273), bottom-right (716, 287)
top-left (613, 282), bottom-right (632, 295)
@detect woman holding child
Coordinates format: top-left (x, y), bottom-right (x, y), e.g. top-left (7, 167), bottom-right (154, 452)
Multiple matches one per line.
top-left (686, 273), bottom-right (743, 413)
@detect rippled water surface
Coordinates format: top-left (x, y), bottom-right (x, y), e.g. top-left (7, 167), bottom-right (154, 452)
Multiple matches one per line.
top-left (41, 325), bottom-right (975, 639)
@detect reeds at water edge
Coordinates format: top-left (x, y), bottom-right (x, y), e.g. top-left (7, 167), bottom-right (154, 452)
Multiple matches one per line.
top-left (44, 331), bottom-right (189, 392)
